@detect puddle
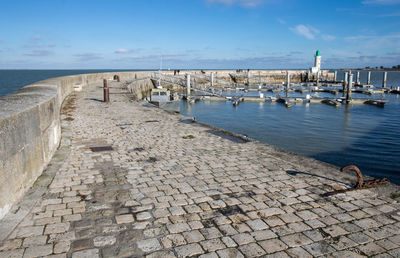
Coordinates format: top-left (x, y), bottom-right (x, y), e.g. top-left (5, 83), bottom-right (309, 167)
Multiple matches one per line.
top-left (90, 146), bottom-right (114, 152)
top-left (180, 120), bottom-right (195, 124)
top-left (146, 157), bottom-right (157, 163)
top-left (116, 123), bottom-right (133, 126)
top-left (218, 205), bottom-right (244, 216)
top-left (206, 130), bottom-right (249, 143)
top-left (145, 120), bottom-right (159, 123)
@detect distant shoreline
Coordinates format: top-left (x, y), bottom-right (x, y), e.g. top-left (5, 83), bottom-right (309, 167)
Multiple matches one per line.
top-left (340, 68), bottom-right (400, 72)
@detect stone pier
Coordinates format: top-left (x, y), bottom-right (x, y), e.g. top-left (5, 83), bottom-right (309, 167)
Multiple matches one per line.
top-left (0, 78), bottom-right (400, 258)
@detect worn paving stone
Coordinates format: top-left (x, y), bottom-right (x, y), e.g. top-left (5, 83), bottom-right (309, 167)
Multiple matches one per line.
top-left (137, 238), bottom-right (162, 253)
top-left (24, 244), bottom-right (53, 257)
top-left (71, 248), bottom-right (99, 258)
top-left (280, 233), bottom-right (313, 247)
top-left (174, 243), bottom-right (204, 257)
top-left (238, 243), bottom-right (266, 257)
top-left (1, 79), bottom-right (399, 257)
top-left (259, 238), bottom-right (288, 253)
top-left (217, 248), bottom-right (244, 258)
top-left (0, 249), bottom-right (24, 258)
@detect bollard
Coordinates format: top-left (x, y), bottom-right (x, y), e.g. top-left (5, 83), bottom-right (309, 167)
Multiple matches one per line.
top-left (347, 72), bottom-right (353, 103)
top-left (343, 72), bottom-right (348, 98)
top-left (334, 71), bottom-right (337, 82)
top-left (186, 74), bottom-right (191, 99)
top-left (211, 72), bottom-right (214, 87)
top-left (382, 71), bottom-right (387, 88)
top-left (367, 71), bottom-right (371, 85)
top-left (103, 79), bottom-right (109, 103)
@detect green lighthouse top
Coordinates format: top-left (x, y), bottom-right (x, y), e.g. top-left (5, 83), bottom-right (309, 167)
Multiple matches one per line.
top-left (316, 50), bottom-right (321, 56)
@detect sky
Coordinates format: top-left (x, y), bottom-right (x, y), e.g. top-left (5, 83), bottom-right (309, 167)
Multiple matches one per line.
top-left (0, 0), bottom-right (399, 69)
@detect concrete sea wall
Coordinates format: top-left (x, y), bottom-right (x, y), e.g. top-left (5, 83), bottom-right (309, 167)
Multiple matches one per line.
top-left (0, 71), bottom-right (153, 219)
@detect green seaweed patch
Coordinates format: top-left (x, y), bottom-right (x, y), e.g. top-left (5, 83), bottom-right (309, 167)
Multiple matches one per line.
top-left (391, 192), bottom-right (400, 199)
top-left (183, 135), bottom-right (195, 139)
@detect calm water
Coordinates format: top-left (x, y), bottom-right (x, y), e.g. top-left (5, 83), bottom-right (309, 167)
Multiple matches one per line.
top-left (1, 70), bottom-right (400, 184)
top-left (0, 69), bottom-right (136, 97)
top-left (181, 71), bottom-right (400, 185)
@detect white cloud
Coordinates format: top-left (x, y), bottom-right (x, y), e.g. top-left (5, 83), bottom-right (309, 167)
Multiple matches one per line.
top-left (362, 0), bottom-right (400, 4)
top-left (74, 53), bottom-right (102, 61)
top-left (114, 48), bottom-right (132, 54)
top-left (207, 0), bottom-right (265, 8)
top-left (277, 18), bottom-right (286, 24)
top-left (24, 50), bottom-right (53, 56)
top-left (290, 24), bottom-right (319, 40)
top-left (378, 11), bottom-right (400, 17)
top-left (322, 34), bottom-right (336, 41)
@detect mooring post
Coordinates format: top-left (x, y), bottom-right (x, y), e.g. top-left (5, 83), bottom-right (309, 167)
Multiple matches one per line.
top-left (343, 72), bottom-right (348, 98)
top-left (367, 71), bottom-right (371, 85)
top-left (186, 74), bottom-right (191, 100)
top-left (346, 72), bottom-right (353, 103)
top-left (211, 72), bottom-right (214, 87)
top-left (382, 71), bottom-right (387, 88)
top-left (334, 71), bottom-right (337, 82)
top-left (103, 79), bottom-right (109, 103)
top-left (356, 71), bottom-right (360, 85)
top-left (286, 71), bottom-right (290, 98)
top-left (316, 71), bottom-right (320, 86)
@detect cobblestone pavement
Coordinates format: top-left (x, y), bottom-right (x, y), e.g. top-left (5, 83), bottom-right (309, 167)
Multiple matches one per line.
top-left (1, 81), bottom-right (400, 258)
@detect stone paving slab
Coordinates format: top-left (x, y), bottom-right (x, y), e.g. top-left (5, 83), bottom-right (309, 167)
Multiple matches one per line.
top-left (1, 81), bottom-right (400, 257)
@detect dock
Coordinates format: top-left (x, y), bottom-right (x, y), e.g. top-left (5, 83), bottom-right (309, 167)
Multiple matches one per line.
top-left (1, 74), bottom-right (399, 257)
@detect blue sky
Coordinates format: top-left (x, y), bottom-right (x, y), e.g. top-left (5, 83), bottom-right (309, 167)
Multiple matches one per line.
top-left (0, 0), bottom-right (399, 69)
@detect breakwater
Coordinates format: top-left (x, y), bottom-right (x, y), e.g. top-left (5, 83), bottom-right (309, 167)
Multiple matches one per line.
top-left (0, 76), bottom-right (399, 257)
top-left (0, 69), bottom-right (391, 219)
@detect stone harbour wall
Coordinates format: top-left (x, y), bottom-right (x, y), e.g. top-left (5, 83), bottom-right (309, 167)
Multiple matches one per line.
top-left (0, 71), bottom-right (151, 219)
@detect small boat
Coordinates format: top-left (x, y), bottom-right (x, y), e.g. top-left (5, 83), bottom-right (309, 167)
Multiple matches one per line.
top-left (150, 88), bottom-right (180, 113)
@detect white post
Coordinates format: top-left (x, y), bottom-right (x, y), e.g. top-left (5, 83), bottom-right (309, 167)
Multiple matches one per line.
top-left (347, 72), bottom-right (353, 102)
top-left (186, 74), bottom-right (191, 99)
top-left (382, 72), bottom-right (387, 88)
top-left (286, 71), bottom-right (290, 98)
top-left (211, 72), bottom-right (214, 87)
top-left (334, 71), bottom-right (337, 81)
top-left (367, 71), bottom-right (371, 85)
top-left (286, 71), bottom-right (290, 87)
top-left (356, 71), bottom-right (360, 85)
top-left (343, 72), bottom-right (348, 98)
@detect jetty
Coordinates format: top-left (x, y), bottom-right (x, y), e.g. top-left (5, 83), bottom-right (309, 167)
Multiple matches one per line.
top-left (1, 71), bottom-right (400, 257)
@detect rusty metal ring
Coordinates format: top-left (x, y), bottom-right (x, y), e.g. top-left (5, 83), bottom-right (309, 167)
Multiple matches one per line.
top-left (340, 165), bottom-right (363, 189)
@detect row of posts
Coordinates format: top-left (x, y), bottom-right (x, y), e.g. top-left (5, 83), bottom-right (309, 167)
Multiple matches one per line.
top-left (323, 70), bottom-right (383, 87)
top-left (342, 71), bottom-right (387, 103)
top-left (342, 71), bottom-right (387, 87)
top-left (184, 70), bottom-right (388, 102)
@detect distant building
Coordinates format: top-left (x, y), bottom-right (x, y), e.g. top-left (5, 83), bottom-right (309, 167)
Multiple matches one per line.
top-left (310, 50), bottom-right (321, 75)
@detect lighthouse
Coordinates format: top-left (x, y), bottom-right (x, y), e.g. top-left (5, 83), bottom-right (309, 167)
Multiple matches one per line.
top-left (310, 50), bottom-right (321, 75)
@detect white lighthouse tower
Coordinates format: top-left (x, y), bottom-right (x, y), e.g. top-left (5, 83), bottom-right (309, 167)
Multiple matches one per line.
top-left (310, 50), bottom-right (321, 75)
